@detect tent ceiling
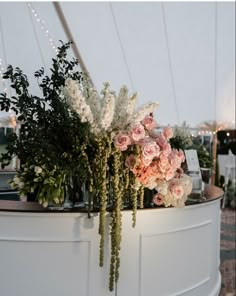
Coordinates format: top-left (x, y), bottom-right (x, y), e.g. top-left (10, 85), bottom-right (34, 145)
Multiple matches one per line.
top-left (0, 2), bottom-right (235, 128)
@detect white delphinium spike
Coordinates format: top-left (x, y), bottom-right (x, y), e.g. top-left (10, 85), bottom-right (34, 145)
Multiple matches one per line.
top-left (113, 92), bottom-right (138, 130)
top-left (116, 85), bottom-right (129, 111)
top-left (64, 78), bottom-right (81, 99)
top-left (131, 102), bottom-right (159, 124)
top-left (122, 92), bottom-right (138, 125)
top-left (78, 99), bottom-right (94, 124)
top-left (87, 87), bottom-right (102, 129)
top-left (112, 85), bottom-right (129, 127)
top-left (112, 85), bottom-right (139, 130)
top-left (87, 88), bottom-right (101, 114)
top-left (100, 93), bottom-right (116, 131)
top-left (100, 82), bottom-right (110, 97)
top-left (64, 78), bottom-right (94, 125)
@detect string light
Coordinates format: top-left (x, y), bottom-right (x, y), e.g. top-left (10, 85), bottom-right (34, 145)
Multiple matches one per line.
top-left (28, 2), bottom-right (58, 54)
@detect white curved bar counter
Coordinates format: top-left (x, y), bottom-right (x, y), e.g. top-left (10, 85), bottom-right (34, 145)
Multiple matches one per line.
top-left (0, 186), bottom-right (223, 296)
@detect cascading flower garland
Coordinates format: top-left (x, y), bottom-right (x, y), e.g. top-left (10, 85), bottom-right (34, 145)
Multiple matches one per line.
top-left (63, 78), bottom-right (192, 291)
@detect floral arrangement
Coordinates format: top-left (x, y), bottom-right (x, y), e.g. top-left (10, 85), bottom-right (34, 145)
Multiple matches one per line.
top-left (0, 42), bottom-right (192, 291)
top-left (63, 78), bottom-right (192, 289)
top-left (169, 121), bottom-right (193, 151)
top-left (194, 144), bottom-right (212, 169)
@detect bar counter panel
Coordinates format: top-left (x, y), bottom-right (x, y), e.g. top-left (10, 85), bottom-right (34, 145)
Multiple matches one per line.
top-left (0, 185), bottom-right (224, 296)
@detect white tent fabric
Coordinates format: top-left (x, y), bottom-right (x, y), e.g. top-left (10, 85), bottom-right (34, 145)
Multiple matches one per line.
top-left (0, 1), bottom-right (235, 128)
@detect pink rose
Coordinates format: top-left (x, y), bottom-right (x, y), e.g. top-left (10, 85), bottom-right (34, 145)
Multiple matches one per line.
top-left (159, 155), bottom-right (169, 167)
top-left (142, 115), bottom-right (157, 130)
top-left (114, 133), bottom-right (131, 151)
top-left (177, 149), bottom-right (185, 162)
top-left (141, 156), bottom-right (152, 167)
top-left (163, 126), bottom-right (173, 140)
top-left (142, 141), bottom-right (160, 160)
top-left (169, 183), bottom-right (184, 199)
top-left (125, 154), bottom-right (137, 169)
top-left (130, 124), bottom-right (145, 142)
top-left (153, 193), bottom-right (164, 206)
top-left (169, 154), bottom-right (182, 169)
top-left (156, 135), bottom-right (167, 149)
top-left (165, 167), bottom-right (175, 181)
top-left (162, 143), bottom-right (172, 157)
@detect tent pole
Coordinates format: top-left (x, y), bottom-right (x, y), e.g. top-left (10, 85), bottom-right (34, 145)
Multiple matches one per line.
top-left (211, 132), bottom-right (217, 185)
top-left (53, 2), bottom-right (94, 87)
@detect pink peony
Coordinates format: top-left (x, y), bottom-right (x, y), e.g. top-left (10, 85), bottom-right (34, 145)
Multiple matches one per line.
top-left (153, 193), bottom-right (164, 206)
top-left (125, 154), bottom-right (137, 169)
top-left (114, 133), bottom-right (131, 151)
top-left (130, 124), bottom-right (145, 142)
top-left (163, 126), bottom-right (173, 140)
top-left (142, 115), bottom-right (157, 130)
top-left (169, 183), bottom-right (184, 199)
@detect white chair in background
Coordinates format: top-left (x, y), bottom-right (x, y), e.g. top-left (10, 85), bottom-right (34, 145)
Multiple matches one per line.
top-left (221, 151), bottom-right (236, 208)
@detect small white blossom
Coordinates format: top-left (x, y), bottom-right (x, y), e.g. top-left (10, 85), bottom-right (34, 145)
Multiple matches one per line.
top-left (20, 194), bottom-right (27, 202)
top-left (155, 180), bottom-right (168, 196)
top-left (34, 166), bottom-right (43, 175)
top-left (42, 201), bottom-right (48, 208)
top-left (54, 197), bottom-right (60, 204)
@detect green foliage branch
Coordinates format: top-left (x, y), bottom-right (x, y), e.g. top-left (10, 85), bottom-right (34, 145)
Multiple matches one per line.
top-left (0, 41), bottom-right (144, 292)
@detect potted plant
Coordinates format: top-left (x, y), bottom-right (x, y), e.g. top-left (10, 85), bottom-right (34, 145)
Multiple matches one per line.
top-left (192, 144), bottom-right (213, 183)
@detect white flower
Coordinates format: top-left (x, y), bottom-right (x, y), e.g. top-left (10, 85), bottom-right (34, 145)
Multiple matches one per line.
top-left (64, 79), bottom-right (94, 125)
top-left (131, 102), bottom-right (159, 124)
top-left (20, 194), bottom-right (27, 202)
top-left (155, 180), bottom-right (168, 196)
top-left (64, 78), bottom-right (81, 98)
top-left (111, 86), bottom-right (138, 130)
top-left (54, 197), bottom-right (60, 204)
top-left (64, 80), bottom-right (159, 139)
top-left (18, 181), bottom-right (25, 190)
top-left (161, 175), bottom-right (192, 208)
top-left (87, 88), bottom-right (102, 121)
top-left (34, 166), bottom-right (43, 175)
top-left (11, 175), bottom-right (24, 190)
top-left (12, 175), bottom-right (20, 185)
top-left (100, 93), bottom-right (115, 131)
top-left (42, 201), bottom-right (48, 208)
top-left (125, 93), bottom-right (138, 122)
top-left (178, 174), bottom-right (193, 196)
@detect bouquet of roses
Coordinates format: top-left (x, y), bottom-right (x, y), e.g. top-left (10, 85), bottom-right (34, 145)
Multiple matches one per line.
top-left (114, 115), bottom-right (192, 208)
